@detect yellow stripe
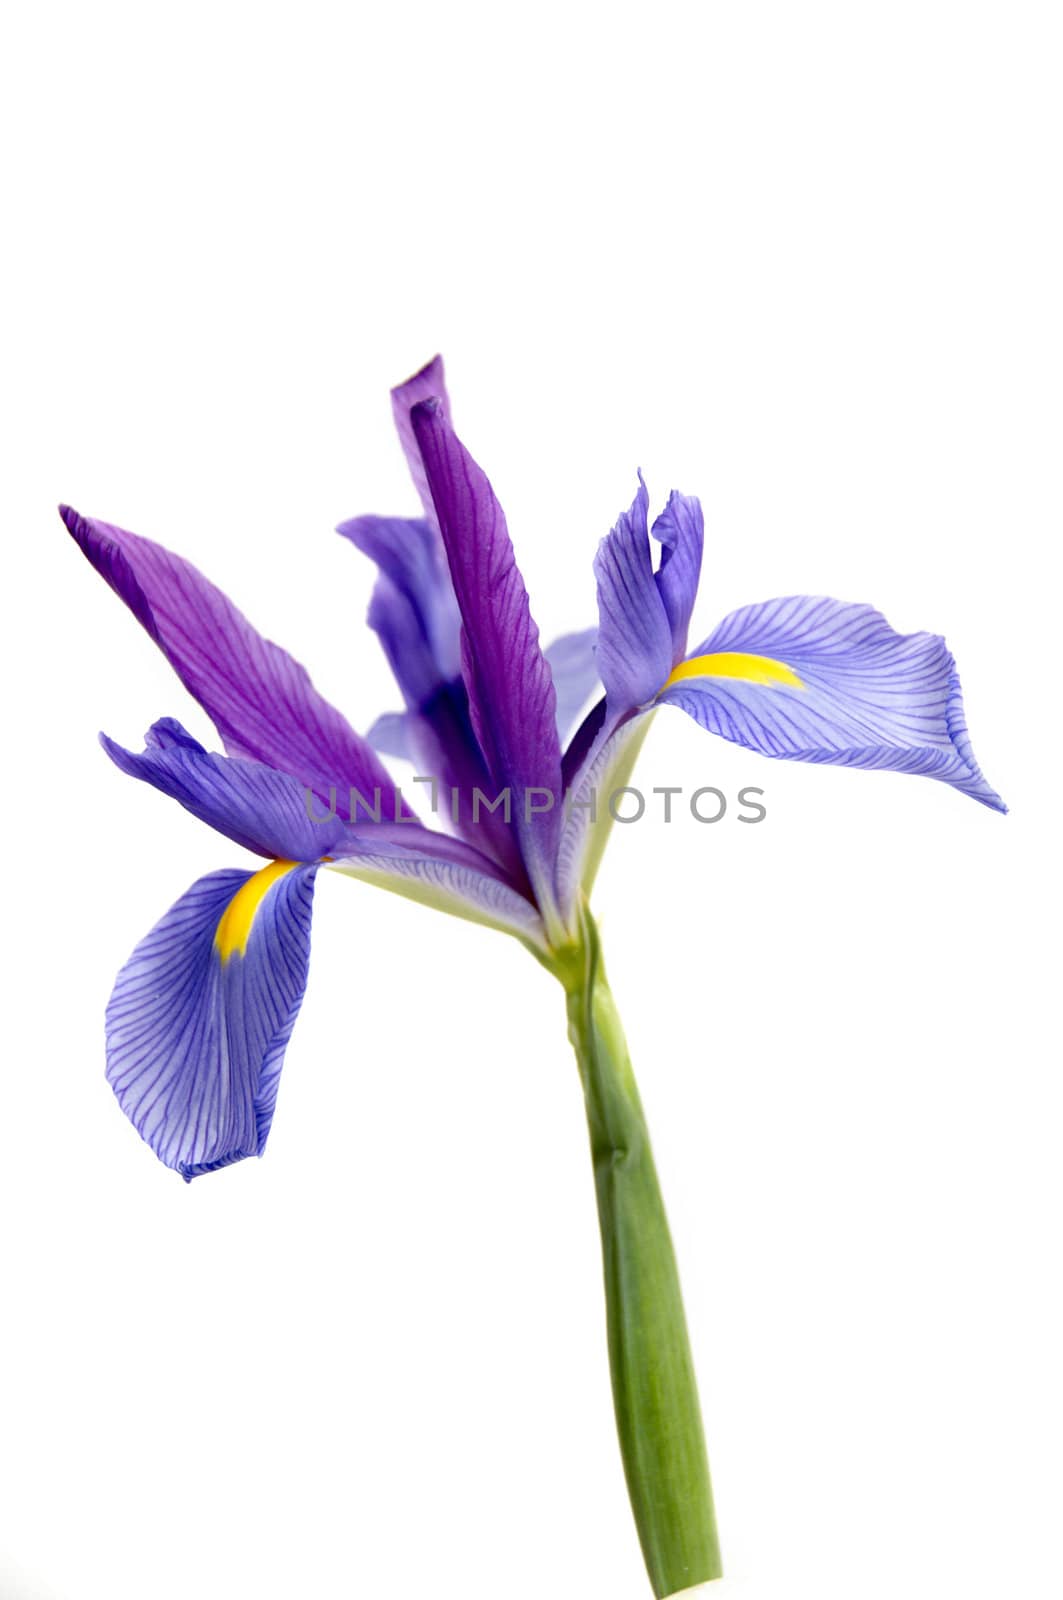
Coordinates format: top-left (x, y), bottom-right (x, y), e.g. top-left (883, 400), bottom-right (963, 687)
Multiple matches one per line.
top-left (663, 651), bottom-right (804, 691)
top-left (214, 859), bottom-right (298, 962)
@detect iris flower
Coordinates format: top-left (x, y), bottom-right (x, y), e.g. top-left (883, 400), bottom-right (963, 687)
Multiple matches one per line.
top-left (62, 356), bottom-right (1004, 1597)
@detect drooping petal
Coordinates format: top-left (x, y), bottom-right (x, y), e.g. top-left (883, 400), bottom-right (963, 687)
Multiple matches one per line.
top-left (390, 354), bottom-right (453, 525)
top-left (545, 628), bottom-right (600, 745)
top-left (61, 505), bottom-right (406, 819)
top-left (100, 719), bottom-right (353, 861)
top-left (336, 514), bottom-right (462, 703)
top-left (652, 491), bottom-right (704, 660)
top-left (660, 596), bottom-right (1005, 810)
top-left (410, 399), bottom-right (564, 917)
top-left (106, 864), bottom-right (318, 1178)
top-left (594, 477), bottom-right (674, 710)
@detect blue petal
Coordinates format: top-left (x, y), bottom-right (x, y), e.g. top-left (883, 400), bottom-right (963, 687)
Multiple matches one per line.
top-left (339, 518), bottom-right (528, 875)
top-left (362, 691), bottom-right (532, 884)
top-left (594, 477), bottom-right (674, 710)
top-left (593, 479), bottom-right (706, 714)
top-left (101, 719), bottom-right (352, 860)
top-left (337, 514), bottom-right (462, 704)
top-left (652, 491), bottom-right (704, 660)
top-left (338, 355), bottom-right (462, 703)
top-left (61, 506), bottom-right (403, 818)
top-left (341, 364), bottom-right (540, 883)
top-left (373, 685), bottom-right (532, 884)
top-left (545, 628), bottom-right (600, 745)
top-left (106, 865), bottom-right (318, 1178)
top-left (662, 596), bottom-right (1006, 810)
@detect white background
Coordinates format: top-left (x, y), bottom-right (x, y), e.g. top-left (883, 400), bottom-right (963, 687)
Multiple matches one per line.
top-left (2, 4), bottom-right (1060, 1597)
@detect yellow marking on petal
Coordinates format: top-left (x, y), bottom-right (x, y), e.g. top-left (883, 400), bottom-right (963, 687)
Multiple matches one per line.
top-left (215, 859), bottom-right (298, 963)
top-left (663, 651), bottom-right (804, 691)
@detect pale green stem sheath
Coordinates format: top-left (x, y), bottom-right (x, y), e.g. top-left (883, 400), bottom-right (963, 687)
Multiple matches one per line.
top-left (549, 908), bottom-right (722, 1597)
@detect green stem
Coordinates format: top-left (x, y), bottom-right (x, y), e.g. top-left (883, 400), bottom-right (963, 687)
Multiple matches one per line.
top-left (552, 910), bottom-right (722, 1597)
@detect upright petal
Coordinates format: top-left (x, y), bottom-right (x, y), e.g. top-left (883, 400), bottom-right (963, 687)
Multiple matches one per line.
top-left (594, 479), bottom-right (705, 714)
top-left (359, 687), bottom-right (530, 884)
top-left (61, 506), bottom-right (406, 819)
top-left (661, 596), bottom-right (1005, 810)
top-left (100, 719), bottom-right (354, 861)
top-left (545, 627), bottom-right (601, 746)
top-left (106, 864), bottom-right (318, 1178)
top-left (336, 513), bottom-right (462, 703)
top-left (652, 491), bottom-right (704, 660)
top-left (594, 477), bottom-right (674, 710)
top-left (338, 513), bottom-right (530, 873)
top-left (339, 355), bottom-right (461, 700)
top-left (410, 400), bottom-right (564, 917)
top-left (341, 362), bottom-right (539, 879)
top-left (390, 354), bottom-right (453, 524)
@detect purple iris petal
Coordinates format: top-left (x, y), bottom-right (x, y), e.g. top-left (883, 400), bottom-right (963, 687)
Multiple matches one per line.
top-left (652, 491), bottom-right (704, 660)
top-left (338, 516), bottom-right (529, 874)
top-left (61, 505), bottom-right (406, 819)
top-left (545, 628), bottom-right (601, 745)
top-left (101, 719), bottom-right (352, 861)
top-left (398, 683), bottom-right (531, 884)
top-left (411, 399), bottom-right (564, 915)
top-left (364, 689), bottom-right (531, 884)
top-left (337, 514), bottom-right (462, 703)
top-left (594, 479), bottom-right (706, 713)
top-left (663, 596), bottom-right (1006, 810)
top-left (103, 716), bottom-right (525, 887)
top-left (390, 353), bottom-right (454, 525)
top-left (106, 865), bottom-right (317, 1178)
top-left (354, 563), bottom-right (525, 873)
top-left (142, 716), bottom-right (207, 754)
top-left (341, 377), bottom-right (523, 864)
top-left (343, 367), bottom-right (595, 885)
top-left (338, 355), bottom-right (460, 703)
top-left (594, 478), bottom-right (676, 710)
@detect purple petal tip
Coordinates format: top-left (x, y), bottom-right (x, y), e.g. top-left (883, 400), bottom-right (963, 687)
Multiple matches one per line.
top-left (390, 353), bottom-right (444, 398)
